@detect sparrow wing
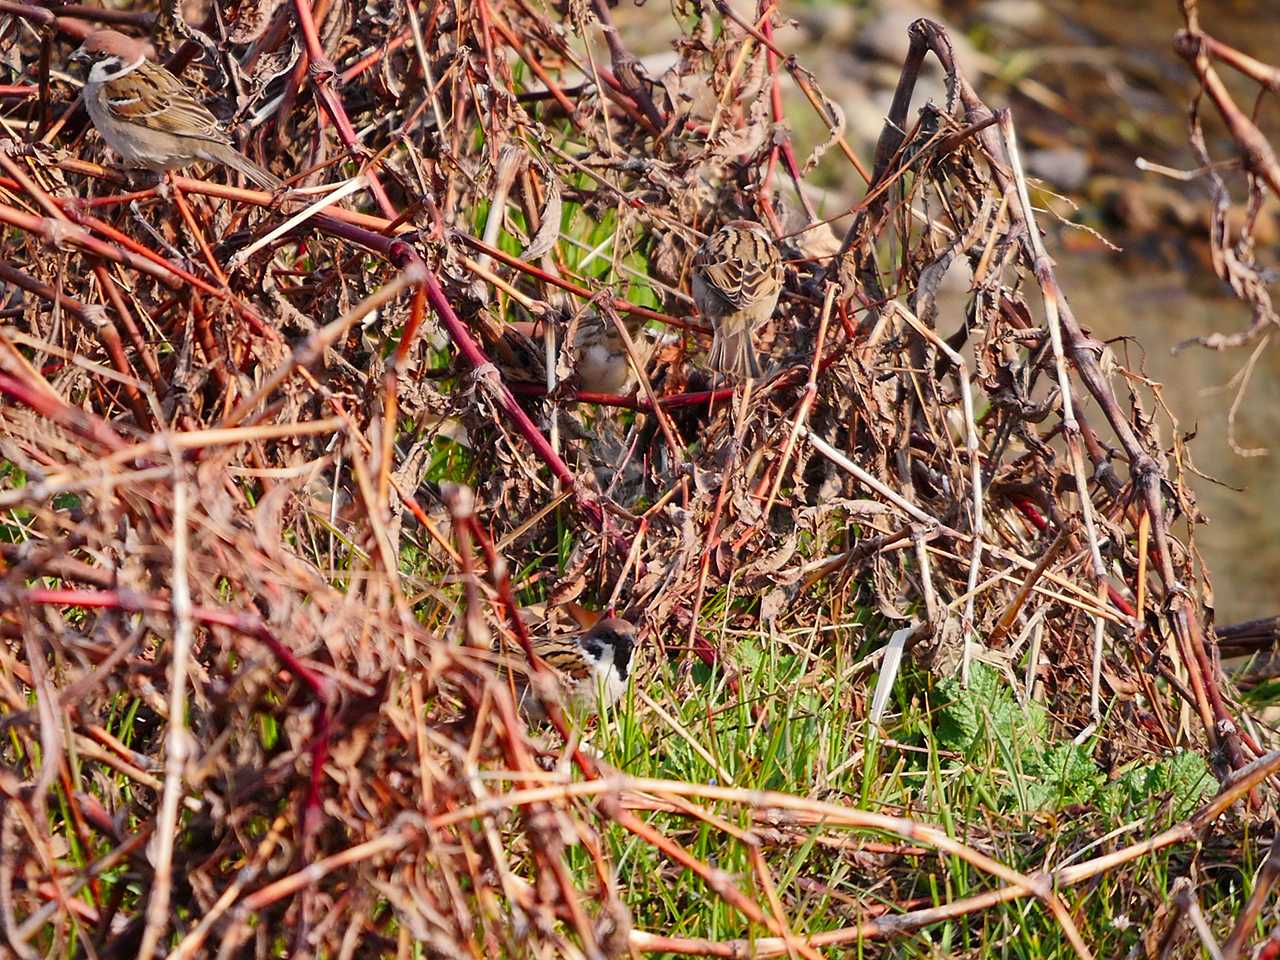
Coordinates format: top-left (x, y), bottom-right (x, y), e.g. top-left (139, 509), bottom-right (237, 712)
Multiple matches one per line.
top-left (493, 635), bottom-right (589, 684)
top-left (695, 228), bottom-right (783, 311)
top-left (534, 636), bottom-right (594, 683)
top-left (104, 60), bottom-right (232, 146)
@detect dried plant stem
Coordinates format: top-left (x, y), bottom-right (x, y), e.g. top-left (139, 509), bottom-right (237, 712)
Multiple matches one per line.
top-left (604, 303), bottom-right (684, 464)
top-left (763, 283), bottom-right (835, 521)
top-left (891, 17), bottom-right (1243, 766)
top-left (710, 0), bottom-right (868, 183)
top-left (891, 300), bottom-right (986, 676)
top-left (988, 526), bottom-right (1070, 647)
top-left (228, 175), bottom-right (368, 270)
top-left (135, 470), bottom-right (193, 960)
top-left (471, 145), bottom-right (525, 291)
top-left (437, 774), bottom-right (1099, 956)
top-left (1176, 29), bottom-right (1280, 196)
top-left (800, 424), bottom-right (946, 531)
top-left (1223, 833), bottom-right (1280, 959)
top-left (996, 114), bottom-right (1108, 707)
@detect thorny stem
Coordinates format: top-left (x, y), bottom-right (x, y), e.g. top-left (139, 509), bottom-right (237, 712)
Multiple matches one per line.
top-left (590, 0), bottom-right (665, 131)
top-left (290, 0), bottom-right (396, 217)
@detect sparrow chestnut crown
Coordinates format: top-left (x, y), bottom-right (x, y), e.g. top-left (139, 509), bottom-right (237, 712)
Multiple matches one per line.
top-left (72, 29), bottom-right (157, 63)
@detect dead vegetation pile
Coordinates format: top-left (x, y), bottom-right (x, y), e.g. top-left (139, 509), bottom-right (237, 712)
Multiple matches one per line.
top-left (0, 0), bottom-right (1276, 956)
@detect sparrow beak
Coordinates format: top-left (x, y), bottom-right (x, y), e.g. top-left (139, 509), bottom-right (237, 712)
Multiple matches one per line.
top-left (68, 46), bottom-right (90, 67)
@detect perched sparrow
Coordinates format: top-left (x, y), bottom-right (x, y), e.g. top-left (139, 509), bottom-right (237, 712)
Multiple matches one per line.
top-left (70, 29), bottom-right (281, 189)
top-left (691, 220), bottom-right (784, 380)
top-left (479, 312), bottom-right (650, 395)
top-left (572, 309), bottom-right (649, 395)
top-left (498, 617), bottom-right (637, 722)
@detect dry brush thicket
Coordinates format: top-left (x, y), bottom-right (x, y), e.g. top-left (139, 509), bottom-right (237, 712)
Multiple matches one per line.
top-left (0, 0), bottom-right (1277, 957)
top-left (1159, 0), bottom-right (1280, 464)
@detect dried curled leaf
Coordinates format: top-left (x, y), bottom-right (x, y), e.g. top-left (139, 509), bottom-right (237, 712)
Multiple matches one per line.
top-left (522, 174), bottom-right (562, 260)
top-left (794, 63), bottom-right (845, 175)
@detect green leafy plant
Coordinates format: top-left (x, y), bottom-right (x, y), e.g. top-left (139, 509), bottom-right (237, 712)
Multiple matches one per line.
top-left (934, 664), bottom-right (1213, 818)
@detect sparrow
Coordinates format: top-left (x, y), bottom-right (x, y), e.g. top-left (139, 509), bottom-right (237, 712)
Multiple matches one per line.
top-left (691, 220), bottom-right (785, 380)
top-left (69, 29), bottom-right (281, 190)
top-left (571, 309), bottom-right (650, 395)
top-left (477, 311), bottom-right (650, 396)
top-left (497, 617), bottom-right (637, 722)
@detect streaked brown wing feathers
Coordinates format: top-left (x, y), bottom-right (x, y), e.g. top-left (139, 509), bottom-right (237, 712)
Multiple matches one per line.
top-left (107, 61), bottom-right (230, 145)
top-left (493, 635), bottom-right (588, 683)
top-left (696, 228), bottom-right (783, 311)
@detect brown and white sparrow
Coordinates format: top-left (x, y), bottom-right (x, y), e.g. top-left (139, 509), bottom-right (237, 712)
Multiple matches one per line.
top-left (478, 311), bottom-right (650, 395)
top-left (70, 29), bottom-right (281, 189)
top-left (691, 220), bottom-right (784, 380)
top-left (571, 309), bottom-right (649, 395)
top-left (497, 617), bottom-right (637, 721)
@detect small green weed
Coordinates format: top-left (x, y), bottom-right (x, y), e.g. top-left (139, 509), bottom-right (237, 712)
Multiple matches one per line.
top-left (934, 663), bottom-right (1214, 818)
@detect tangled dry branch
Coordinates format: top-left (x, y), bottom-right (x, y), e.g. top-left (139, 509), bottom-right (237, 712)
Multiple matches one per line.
top-left (0, 0), bottom-right (1270, 956)
top-left (1145, 0), bottom-right (1280, 457)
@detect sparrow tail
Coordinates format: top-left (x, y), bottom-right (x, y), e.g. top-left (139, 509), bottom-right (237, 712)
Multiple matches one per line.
top-left (210, 143), bottom-right (282, 190)
top-left (709, 323), bottom-right (763, 380)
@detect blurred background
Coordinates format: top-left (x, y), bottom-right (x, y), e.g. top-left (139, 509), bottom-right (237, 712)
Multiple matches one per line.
top-left (614, 0), bottom-right (1280, 623)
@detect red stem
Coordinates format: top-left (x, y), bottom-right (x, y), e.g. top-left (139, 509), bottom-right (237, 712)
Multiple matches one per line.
top-left (0, 199), bottom-right (176, 287)
top-left (290, 0), bottom-right (397, 218)
top-left (311, 213), bottom-right (600, 521)
top-left (0, 370), bottom-right (128, 453)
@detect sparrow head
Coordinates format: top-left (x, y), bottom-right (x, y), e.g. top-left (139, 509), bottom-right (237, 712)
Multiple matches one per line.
top-left (70, 29), bottom-right (156, 72)
top-left (579, 617), bottom-right (637, 682)
top-left (721, 218), bottom-right (773, 241)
